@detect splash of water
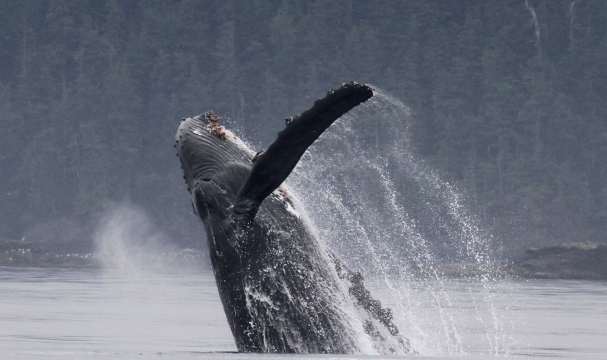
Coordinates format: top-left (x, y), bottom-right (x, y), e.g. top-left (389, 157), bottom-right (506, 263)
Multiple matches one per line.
top-left (288, 88), bottom-right (512, 356)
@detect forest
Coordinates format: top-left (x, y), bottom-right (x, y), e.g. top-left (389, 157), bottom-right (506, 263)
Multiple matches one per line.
top-left (0, 0), bottom-right (605, 256)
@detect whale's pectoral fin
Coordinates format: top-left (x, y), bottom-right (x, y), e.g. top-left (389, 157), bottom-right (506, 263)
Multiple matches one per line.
top-left (234, 82), bottom-right (373, 216)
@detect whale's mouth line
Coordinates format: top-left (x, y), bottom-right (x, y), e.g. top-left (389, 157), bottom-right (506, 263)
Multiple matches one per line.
top-left (198, 178), bottom-right (222, 187)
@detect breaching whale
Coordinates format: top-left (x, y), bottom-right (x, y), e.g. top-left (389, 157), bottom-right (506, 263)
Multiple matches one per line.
top-left (176, 82), bottom-right (410, 354)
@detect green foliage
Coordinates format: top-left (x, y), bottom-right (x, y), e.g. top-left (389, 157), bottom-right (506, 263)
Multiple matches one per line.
top-left (0, 0), bottom-right (605, 252)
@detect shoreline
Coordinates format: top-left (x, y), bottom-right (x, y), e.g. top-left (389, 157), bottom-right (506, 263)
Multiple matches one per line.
top-left (2, 240), bottom-right (606, 280)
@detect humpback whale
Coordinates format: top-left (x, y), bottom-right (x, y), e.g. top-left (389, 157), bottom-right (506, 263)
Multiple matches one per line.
top-left (176, 82), bottom-right (410, 354)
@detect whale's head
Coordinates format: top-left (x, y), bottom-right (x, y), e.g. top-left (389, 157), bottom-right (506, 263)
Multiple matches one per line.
top-left (175, 112), bottom-right (254, 195)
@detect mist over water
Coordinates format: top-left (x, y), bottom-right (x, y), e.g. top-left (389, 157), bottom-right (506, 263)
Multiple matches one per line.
top-left (93, 203), bottom-right (204, 274)
top-left (288, 88), bottom-right (511, 355)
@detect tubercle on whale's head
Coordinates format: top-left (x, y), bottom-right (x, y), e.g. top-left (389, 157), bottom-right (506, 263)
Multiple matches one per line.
top-left (175, 112), bottom-right (254, 194)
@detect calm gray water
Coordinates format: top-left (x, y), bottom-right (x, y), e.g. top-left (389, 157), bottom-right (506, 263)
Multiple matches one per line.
top-left (1, 266), bottom-right (606, 359)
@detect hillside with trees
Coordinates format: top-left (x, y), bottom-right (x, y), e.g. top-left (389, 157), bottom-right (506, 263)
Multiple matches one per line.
top-left (0, 0), bottom-right (605, 256)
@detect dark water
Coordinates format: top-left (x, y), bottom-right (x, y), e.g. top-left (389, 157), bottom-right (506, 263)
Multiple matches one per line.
top-left (1, 266), bottom-right (606, 359)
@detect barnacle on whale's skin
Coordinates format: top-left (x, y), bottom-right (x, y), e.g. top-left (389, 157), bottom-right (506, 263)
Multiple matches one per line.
top-left (252, 150), bottom-right (264, 162)
top-left (204, 110), bottom-right (228, 140)
top-left (285, 116), bottom-right (298, 125)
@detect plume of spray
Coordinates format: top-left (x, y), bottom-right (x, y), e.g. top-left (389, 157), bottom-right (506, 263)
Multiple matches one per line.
top-left (93, 202), bottom-right (203, 275)
top-left (288, 88), bottom-right (514, 355)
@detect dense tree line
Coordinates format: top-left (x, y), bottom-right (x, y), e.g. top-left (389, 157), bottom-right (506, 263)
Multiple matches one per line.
top-left (0, 0), bottom-right (605, 253)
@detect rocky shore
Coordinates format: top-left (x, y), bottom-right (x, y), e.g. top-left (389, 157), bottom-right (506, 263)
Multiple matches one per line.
top-left (3, 238), bottom-right (606, 280)
top-left (510, 242), bottom-right (607, 280)
top-left (0, 238), bottom-right (207, 270)
top-left (0, 238), bottom-right (97, 268)
top-left (426, 243), bottom-right (607, 280)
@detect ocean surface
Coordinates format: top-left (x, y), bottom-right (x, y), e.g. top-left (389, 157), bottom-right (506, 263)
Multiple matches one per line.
top-left (1, 266), bottom-right (606, 360)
